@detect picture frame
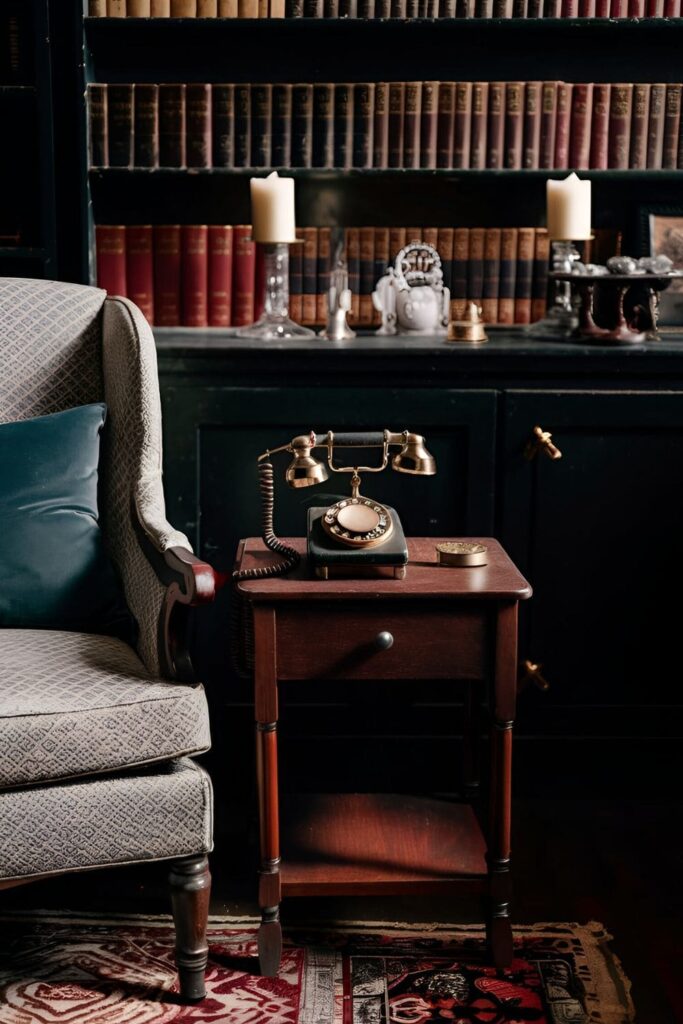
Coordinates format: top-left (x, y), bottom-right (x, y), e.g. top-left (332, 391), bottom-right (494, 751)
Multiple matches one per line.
top-left (638, 205), bottom-right (683, 327)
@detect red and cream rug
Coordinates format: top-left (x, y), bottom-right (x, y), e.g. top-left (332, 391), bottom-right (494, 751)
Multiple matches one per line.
top-left (0, 915), bottom-right (634, 1024)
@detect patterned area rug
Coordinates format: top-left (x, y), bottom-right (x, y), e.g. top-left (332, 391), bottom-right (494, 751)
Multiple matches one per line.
top-left (0, 915), bottom-right (634, 1024)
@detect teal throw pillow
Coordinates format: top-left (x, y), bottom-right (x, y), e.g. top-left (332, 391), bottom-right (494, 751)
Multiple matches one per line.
top-left (0, 403), bottom-right (136, 642)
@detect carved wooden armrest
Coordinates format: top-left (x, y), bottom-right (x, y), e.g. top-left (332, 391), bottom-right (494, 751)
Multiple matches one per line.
top-left (159, 547), bottom-right (218, 682)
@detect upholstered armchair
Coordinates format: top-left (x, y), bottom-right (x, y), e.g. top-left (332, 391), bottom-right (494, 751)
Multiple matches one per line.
top-left (0, 279), bottom-right (215, 1002)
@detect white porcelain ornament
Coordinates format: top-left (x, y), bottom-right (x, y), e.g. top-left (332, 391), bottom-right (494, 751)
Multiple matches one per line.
top-left (372, 241), bottom-right (450, 336)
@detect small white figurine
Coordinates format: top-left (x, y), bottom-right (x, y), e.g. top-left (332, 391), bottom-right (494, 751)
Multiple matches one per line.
top-left (319, 253), bottom-right (356, 342)
top-left (373, 241), bottom-right (451, 336)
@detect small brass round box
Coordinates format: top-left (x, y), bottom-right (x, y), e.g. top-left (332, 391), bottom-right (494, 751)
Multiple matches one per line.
top-left (447, 302), bottom-right (488, 345)
top-left (436, 541), bottom-right (488, 567)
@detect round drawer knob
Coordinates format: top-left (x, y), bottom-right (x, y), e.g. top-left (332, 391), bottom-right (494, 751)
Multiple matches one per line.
top-left (375, 631), bottom-right (394, 650)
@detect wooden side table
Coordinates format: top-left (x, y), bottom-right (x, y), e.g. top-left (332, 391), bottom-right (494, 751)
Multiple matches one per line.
top-left (235, 536), bottom-right (532, 977)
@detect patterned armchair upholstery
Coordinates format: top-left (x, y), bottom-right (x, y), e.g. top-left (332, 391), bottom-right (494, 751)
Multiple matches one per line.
top-left (0, 279), bottom-right (216, 1003)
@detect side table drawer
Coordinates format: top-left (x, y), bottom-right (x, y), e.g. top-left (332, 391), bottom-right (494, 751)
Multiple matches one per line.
top-left (275, 602), bottom-right (488, 681)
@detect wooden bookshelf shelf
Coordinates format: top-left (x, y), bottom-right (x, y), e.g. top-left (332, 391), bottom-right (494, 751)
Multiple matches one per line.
top-left (0, 247), bottom-right (48, 259)
top-left (90, 168), bottom-right (683, 180)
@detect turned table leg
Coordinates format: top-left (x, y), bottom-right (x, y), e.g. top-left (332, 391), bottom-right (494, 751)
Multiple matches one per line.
top-left (169, 854), bottom-right (211, 1002)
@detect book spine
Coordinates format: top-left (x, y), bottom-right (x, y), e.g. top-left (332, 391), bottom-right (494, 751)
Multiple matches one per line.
top-left (664, 0), bottom-right (680, 12)
top-left (594, 0), bottom-right (610, 13)
top-left (376, 0), bottom-right (391, 12)
top-left (128, 0), bottom-right (151, 11)
top-left (126, 225), bottom-right (154, 323)
top-left (107, 84), bottom-right (134, 168)
top-left (271, 0), bottom-right (286, 13)
top-left (497, 227), bottom-right (517, 326)
top-left (96, 225), bottom-right (127, 295)
top-left (554, 82), bottom-right (573, 169)
top-left (589, 83), bottom-right (610, 170)
top-left (403, 82), bottom-right (422, 169)
top-left (629, 83), bottom-right (650, 169)
top-left (474, 0), bottom-right (492, 13)
top-left (437, 228), bottom-right (454, 313)
top-left (420, 82), bottom-right (439, 169)
top-left (568, 82), bottom-right (593, 170)
top-left (301, 227), bottom-right (318, 325)
top-left (153, 225), bottom-right (182, 327)
top-left (313, 84), bottom-right (334, 168)
top-left (373, 83), bottom-right (389, 168)
top-left (610, 0), bottom-right (626, 13)
top-left (171, 0), bottom-right (198, 10)
top-left (493, 0), bottom-right (511, 13)
top-left (470, 82), bottom-right (489, 169)
top-left (451, 227), bottom-right (469, 319)
top-left (234, 84), bottom-right (251, 168)
top-left (286, 0), bottom-right (304, 13)
top-left (579, 0), bottom-right (596, 12)
top-left (317, 227), bottom-right (332, 324)
top-left (212, 85), bottom-right (234, 168)
top-left (422, 227), bottom-right (438, 250)
top-left (181, 225), bottom-right (208, 326)
top-left (353, 82), bottom-right (375, 168)
top-left (186, 83), bottom-right (212, 168)
top-left (271, 85), bottom-right (292, 167)
top-left (289, 230), bottom-right (303, 322)
top-left (198, 0), bottom-right (218, 11)
top-left (388, 227), bottom-right (407, 263)
top-left (358, 0), bottom-right (376, 14)
top-left (539, 82), bottom-right (557, 170)
top-left (663, 83), bottom-right (681, 169)
top-left (107, 0), bottom-right (127, 13)
top-left (486, 81), bottom-right (505, 170)
top-left (406, 0), bottom-right (419, 13)
top-left (373, 227), bottom-right (390, 325)
top-left (89, 0), bottom-right (107, 14)
top-left (388, 83), bottom-right (405, 168)
top-left (392, 0), bottom-right (408, 13)
top-left (88, 84), bottom-right (108, 168)
top-left (504, 82), bottom-right (524, 170)
top-left (339, 0), bottom-right (358, 14)
top-left (627, 0), bottom-right (644, 12)
top-left (562, 0), bottom-right (578, 12)
top-left (482, 227), bottom-right (501, 324)
top-left (453, 81), bottom-right (472, 169)
top-left (646, 0), bottom-right (663, 12)
top-left (359, 226), bottom-right (375, 325)
top-left (134, 84), bottom-right (158, 168)
top-left (531, 228), bottom-right (550, 323)
top-left (467, 227), bottom-right (485, 309)
top-left (436, 81), bottom-right (455, 169)
top-left (527, 0), bottom-right (542, 14)
top-left (238, 0), bottom-right (258, 13)
top-left (512, 0), bottom-right (527, 13)
top-left (207, 225), bottom-right (233, 326)
top-left (251, 84), bottom-right (272, 168)
top-left (159, 84), bottom-right (186, 168)
top-left (345, 228), bottom-right (360, 324)
top-left (646, 83), bottom-right (666, 169)
top-left (544, 0), bottom-right (562, 12)
top-left (152, 0), bottom-right (172, 12)
top-left (304, 0), bottom-right (323, 11)
top-left (334, 84), bottom-right (354, 169)
top-left (514, 226), bottom-right (535, 324)
top-left (440, 0), bottom-right (456, 13)
top-left (232, 226), bottom-right (255, 326)
top-left (522, 81), bottom-right (541, 170)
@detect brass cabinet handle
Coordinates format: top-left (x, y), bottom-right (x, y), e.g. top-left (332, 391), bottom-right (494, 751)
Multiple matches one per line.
top-left (375, 631), bottom-right (394, 650)
top-left (524, 425), bottom-right (562, 461)
top-left (518, 659), bottom-right (551, 693)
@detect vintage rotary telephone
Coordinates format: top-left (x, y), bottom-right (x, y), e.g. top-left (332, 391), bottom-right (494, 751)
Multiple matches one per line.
top-left (234, 430), bottom-right (436, 582)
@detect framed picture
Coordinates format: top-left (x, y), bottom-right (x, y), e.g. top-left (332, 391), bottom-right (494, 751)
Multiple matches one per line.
top-left (639, 205), bottom-right (683, 327)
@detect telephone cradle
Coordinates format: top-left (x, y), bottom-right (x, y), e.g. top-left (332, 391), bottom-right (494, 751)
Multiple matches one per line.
top-left (307, 505), bottom-right (409, 579)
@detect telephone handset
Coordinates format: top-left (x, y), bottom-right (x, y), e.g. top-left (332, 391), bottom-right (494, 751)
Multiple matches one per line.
top-left (233, 430), bottom-right (436, 582)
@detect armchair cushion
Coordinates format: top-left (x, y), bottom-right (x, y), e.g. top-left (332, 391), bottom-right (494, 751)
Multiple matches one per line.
top-left (0, 403), bottom-right (134, 642)
top-left (0, 630), bottom-right (210, 788)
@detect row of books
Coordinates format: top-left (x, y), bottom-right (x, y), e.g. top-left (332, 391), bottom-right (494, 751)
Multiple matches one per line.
top-left (95, 223), bottom-right (552, 328)
top-left (88, 81), bottom-right (683, 171)
top-left (87, 0), bottom-right (682, 15)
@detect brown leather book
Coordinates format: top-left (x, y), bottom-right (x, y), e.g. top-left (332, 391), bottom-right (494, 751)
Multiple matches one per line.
top-left (453, 82), bottom-right (472, 169)
top-left (89, 0), bottom-right (107, 13)
top-left (208, 225), bottom-right (233, 327)
top-left (497, 227), bottom-right (517, 326)
top-left (422, 227), bottom-right (438, 250)
top-left (159, 84), bottom-right (186, 167)
top-left (482, 227), bottom-right (501, 325)
top-left (153, 225), bottom-right (181, 326)
top-left (126, 226), bottom-right (154, 323)
top-left (568, 82), bottom-right (593, 170)
top-left (317, 227), bottom-right (332, 325)
top-left (107, 0), bottom-right (127, 12)
top-left (470, 82), bottom-right (488, 169)
top-left (171, 0), bottom-right (197, 10)
top-left (646, 83), bottom-right (666, 170)
top-left (334, 84), bottom-right (353, 170)
top-left (108, 84), bottom-right (134, 168)
top-left (152, 0), bottom-right (172, 12)
top-left (420, 82), bottom-right (439, 170)
top-left (373, 227), bottom-right (390, 325)
top-left (198, 0), bottom-right (218, 11)
top-left (238, 0), bottom-right (258, 13)
top-left (629, 83), bottom-right (650, 170)
top-left (129, 0), bottom-right (152, 12)
top-left (554, 83), bottom-right (573, 170)
top-left (436, 227), bottom-right (453, 306)
top-left (272, 84), bottom-right (292, 167)
top-left (514, 227), bottom-right (535, 325)
top-left (451, 227), bottom-right (469, 319)
top-left (539, 82), bottom-right (557, 170)
top-left (436, 82), bottom-right (455, 170)
top-left (186, 83), bottom-right (212, 167)
top-left (373, 83), bottom-right (389, 169)
top-left (251, 84), bottom-right (272, 168)
top-left (663, 84), bottom-right (681, 170)
top-left (301, 227), bottom-right (318, 325)
top-left (313, 85), bottom-right (334, 169)
top-left (292, 84), bottom-right (313, 168)
top-left (403, 82), bottom-right (422, 169)
top-left (232, 225), bottom-right (255, 326)
top-left (486, 82), bottom-right (505, 170)
top-left (359, 227), bottom-right (375, 325)
top-left (388, 227), bottom-right (406, 263)
top-left (353, 83), bottom-right (375, 169)
top-left (531, 229), bottom-right (550, 323)
top-left (467, 227), bottom-right (485, 309)
top-left (304, 0), bottom-right (323, 11)
top-left (88, 84), bottom-right (108, 168)
top-left (388, 83), bottom-right (405, 169)
top-left (96, 225), bottom-right (126, 295)
top-left (345, 228), bottom-right (360, 324)
top-left (134, 84), bottom-right (158, 168)
top-left (504, 83), bottom-right (524, 170)
top-left (589, 83), bottom-right (610, 171)
top-left (522, 82), bottom-right (542, 171)
top-left (234, 84), bottom-right (251, 168)
top-left (212, 85), bottom-right (234, 168)
top-left (607, 84), bottom-right (632, 170)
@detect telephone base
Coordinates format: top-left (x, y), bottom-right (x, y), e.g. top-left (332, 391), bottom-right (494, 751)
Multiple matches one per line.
top-left (307, 506), bottom-right (409, 580)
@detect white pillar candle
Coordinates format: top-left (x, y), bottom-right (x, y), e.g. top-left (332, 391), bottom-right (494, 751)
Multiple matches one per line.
top-left (250, 171), bottom-right (297, 244)
top-left (546, 173), bottom-right (592, 240)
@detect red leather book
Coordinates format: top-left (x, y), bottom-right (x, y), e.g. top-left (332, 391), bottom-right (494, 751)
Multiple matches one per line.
top-left (470, 82), bottom-right (488, 169)
top-left (271, 85), bottom-right (292, 168)
top-left (437, 227), bottom-right (454, 312)
top-left (589, 84), bottom-right (610, 170)
top-left (231, 226), bottom-right (255, 327)
top-left (466, 227), bottom-right (485, 309)
top-left (359, 227), bottom-right (375, 325)
top-left (107, 84), bottom-right (134, 168)
top-left (125, 225), bottom-right (154, 323)
top-left (608, 84), bottom-right (633, 169)
top-left (539, 82), bottom-right (557, 169)
top-left (451, 227), bottom-right (469, 320)
top-left (334, 84), bottom-right (354, 170)
top-left (345, 228), bottom-right (360, 324)
top-left (251, 84), bottom-right (272, 169)
top-left (403, 82), bottom-right (422, 169)
top-left (301, 227), bottom-right (318, 326)
top-left (181, 225), bottom-right (208, 327)
top-left (554, 83), bottom-right (573, 169)
top-left (373, 228), bottom-right (390, 326)
top-left (453, 82), bottom-right (472, 169)
top-left (486, 82), bottom-right (505, 170)
top-left (437, 83), bottom-right (455, 170)
top-left (504, 82), bottom-right (524, 169)
top-left (664, 0), bottom-right (680, 13)
top-left (610, 0), bottom-right (626, 13)
top-left (289, 230), bottom-right (303, 323)
top-left (595, 0), bottom-right (609, 12)
top-left (522, 82), bottom-right (542, 170)
top-left (647, 83), bottom-right (666, 169)
top-left (514, 227), bottom-right (535, 325)
top-left (352, 83), bottom-right (374, 169)
top-left (647, 0), bottom-right (663, 12)
top-left (233, 85), bottom-right (251, 169)
top-left (561, 0), bottom-right (578, 13)
top-left (208, 225), bottom-right (233, 327)
top-left (388, 83), bottom-right (405, 169)
top-left (629, 83), bottom-right (650, 168)
top-left (663, 84), bottom-right (681, 169)
top-left (88, 84), bottom-right (108, 168)
top-left (313, 85), bottom-right (334, 170)
top-left (96, 225), bottom-right (126, 296)
top-left (578, 0), bottom-right (595, 13)
top-left (212, 84), bottom-right (234, 169)
top-left (186, 84), bottom-right (211, 168)
top-left (497, 227), bottom-right (517, 326)
top-left (420, 82), bottom-right (439, 170)
top-left (317, 227), bottom-right (332, 325)
top-left (627, 0), bottom-right (644, 12)
top-left (159, 84), bottom-right (186, 168)
top-left (531, 229), bottom-right (550, 323)
top-left (134, 84), bottom-right (158, 168)
top-left (569, 82), bottom-right (593, 170)
top-left (481, 228), bottom-right (501, 325)
top-left (373, 83), bottom-right (389, 169)
top-left (153, 225), bottom-right (181, 327)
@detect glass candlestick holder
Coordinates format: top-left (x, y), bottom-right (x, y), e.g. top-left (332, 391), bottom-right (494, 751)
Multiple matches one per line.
top-left (235, 242), bottom-right (315, 340)
top-left (527, 239), bottom-right (583, 339)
